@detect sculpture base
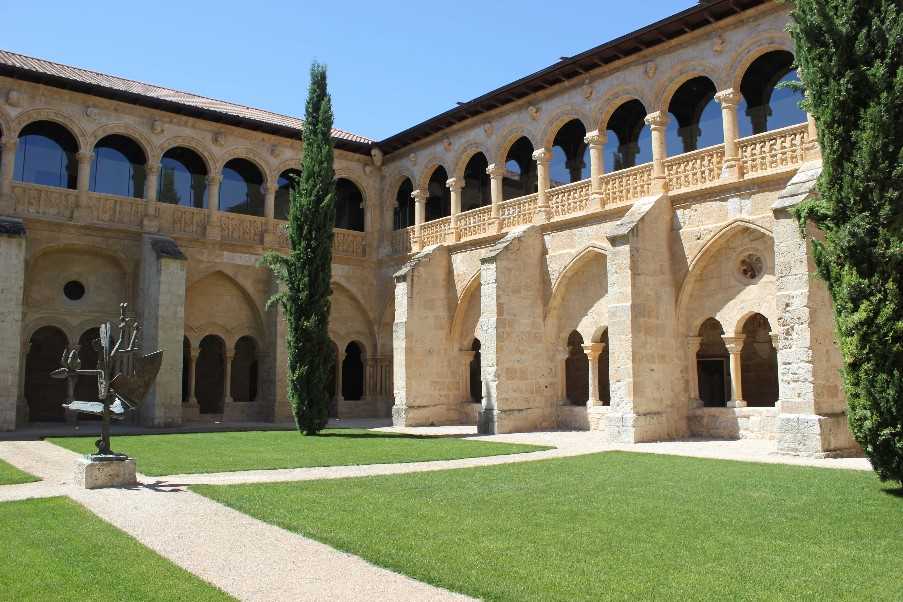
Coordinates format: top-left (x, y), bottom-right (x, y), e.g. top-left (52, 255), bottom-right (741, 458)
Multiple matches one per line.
top-left (74, 457), bottom-right (137, 489)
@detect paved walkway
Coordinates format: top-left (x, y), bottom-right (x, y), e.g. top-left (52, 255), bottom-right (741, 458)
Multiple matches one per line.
top-left (0, 429), bottom-right (872, 601)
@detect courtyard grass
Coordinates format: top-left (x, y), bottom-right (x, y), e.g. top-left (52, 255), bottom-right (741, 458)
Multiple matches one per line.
top-left (0, 458), bottom-right (37, 485)
top-left (49, 429), bottom-right (548, 476)
top-left (0, 496), bottom-right (230, 601)
top-left (196, 452), bottom-right (903, 601)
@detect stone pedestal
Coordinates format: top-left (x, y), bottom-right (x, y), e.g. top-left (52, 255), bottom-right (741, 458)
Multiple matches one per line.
top-left (74, 457), bottom-right (137, 489)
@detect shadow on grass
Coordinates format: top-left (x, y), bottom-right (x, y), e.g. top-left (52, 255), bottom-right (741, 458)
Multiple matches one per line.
top-left (316, 432), bottom-right (456, 440)
top-left (881, 486), bottom-right (903, 499)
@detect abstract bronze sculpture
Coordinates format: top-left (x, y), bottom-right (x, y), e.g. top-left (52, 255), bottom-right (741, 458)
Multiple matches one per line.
top-left (51, 302), bottom-right (162, 461)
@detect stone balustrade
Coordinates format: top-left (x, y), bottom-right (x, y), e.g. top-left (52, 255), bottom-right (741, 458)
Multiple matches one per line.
top-left (665, 145), bottom-right (725, 192)
top-left (597, 163), bottom-right (654, 209)
top-left (739, 123), bottom-right (808, 178)
top-left (548, 180), bottom-right (591, 219)
top-left (455, 205), bottom-right (494, 242)
top-left (498, 193), bottom-right (538, 230)
top-left (391, 227), bottom-right (413, 256)
top-left (7, 183), bottom-right (367, 258)
top-left (419, 216), bottom-right (451, 247)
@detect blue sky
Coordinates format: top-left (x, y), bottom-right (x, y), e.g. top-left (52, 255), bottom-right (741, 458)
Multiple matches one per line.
top-left (1, 1), bottom-right (694, 140)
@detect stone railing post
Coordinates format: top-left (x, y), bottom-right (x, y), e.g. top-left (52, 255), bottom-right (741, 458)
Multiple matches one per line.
top-left (687, 336), bottom-right (703, 408)
top-left (486, 163), bottom-right (504, 231)
top-left (446, 177), bottom-right (463, 242)
top-left (206, 174), bottom-right (221, 240)
top-left (263, 184), bottom-right (277, 246)
top-left (74, 151), bottom-right (94, 221)
top-left (0, 137), bottom-right (17, 212)
top-left (411, 189), bottom-right (426, 251)
top-left (582, 342), bottom-right (604, 408)
top-left (532, 147), bottom-right (551, 222)
top-left (804, 112), bottom-right (820, 160)
top-left (644, 112), bottom-right (669, 194)
top-left (142, 162), bottom-right (160, 232)
top-left (583, 130), bottom-right (606, 209)
top-left (715, 89), bottom-right (742, 180)
top-left (722, 335), bottom-right (746, 408)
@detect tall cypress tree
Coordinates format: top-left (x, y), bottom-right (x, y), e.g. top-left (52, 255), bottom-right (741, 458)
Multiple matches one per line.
top-left (789, 2), bottom-right (902, 483)
top-left (261, 63), bottom-right (335, 435)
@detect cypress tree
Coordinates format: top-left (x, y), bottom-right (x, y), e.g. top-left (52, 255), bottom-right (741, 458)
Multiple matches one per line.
top-left (789, 1), bottom-right (902, 483)
top-left (261, 63), bottom-right (335, 435)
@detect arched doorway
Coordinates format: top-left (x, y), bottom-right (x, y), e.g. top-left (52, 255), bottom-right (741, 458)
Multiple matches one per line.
top-left (393, 178), bottom-right (415, 230)
top-left (503, 137), bottom-right (537, 200)
top-left (335, 178), bottom-right (365, 231)
top-left (697, 318), bottom-right (730, 407)
top-left (739, 50), bottom-right (806, 136)
top-left (469, 338), bottom-right (482, 403)
top-left (461, 153), bottom-right (490, 212)
top-left (342, 342), bottom-right (364, 401)
top-left (275, 168), bottom-right (301, 221)
top-left (425, 166), bottom-right (450, 222)
top-left (195, 335), bottom-right (225, 414)
top-left (604, 99), bottom-right (652, 172)
top-left (740, 314), bottom-right (778, 407)
top-left (24, 326), bottom-right (69, 422)
top-left (565, 330), bottom-right (588, 405)
top-left (328, 340), bottom-right (338, 418)
top-left (666, 76), bottom-right (721, 154)
top-left (74, 328), bottom-right (100, 403)
top-left (181, 337), bottom-right (191, 402)
top-left (550, 119), bottom-right (589, 187)
top-left (231, 336), bottom-right (259, 402)
top-left (598, 329), bottom-right (611, 405)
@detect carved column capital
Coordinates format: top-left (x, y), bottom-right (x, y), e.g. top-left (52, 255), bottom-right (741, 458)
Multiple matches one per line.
top-left (687, 335), bottom-right (703, 354)
top-left (76, 151), bottom-right (94, 164)
top-left (531, 147), bottom-right (551, 164)
top-left (644, 111), bottom-right (668, 129)
top-left (715, 88), bottom-right (741, 107)
top-left (411, 189), bottom-right (427, 204)
top-left (721, 335), bottom-right (746, 355)
top-left (583, 129), bottom-right (606, 147)
top-left (582, 342), bottom-right (605, 361)
top-left (446, 177), bottom-right (464, 192)
top-left (145, 162), bottom-right (160, 176)
top-left (207, 174), bottom-right (222, 186)
top-left (486, 163), bottom-right (505, 179)
top-left (769, 331), bottom-right (780, 350)
top-left (1, 137), bottom-right (17, 152)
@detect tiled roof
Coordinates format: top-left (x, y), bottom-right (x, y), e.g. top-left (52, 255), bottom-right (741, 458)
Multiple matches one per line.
top-left (0, 50), bottom-right (372, 149)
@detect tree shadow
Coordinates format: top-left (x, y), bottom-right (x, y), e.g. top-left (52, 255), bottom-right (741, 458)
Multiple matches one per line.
top-left (880, 486), bottom-right (903, 499)
top-left (318, 431), bottom-right (474, 440)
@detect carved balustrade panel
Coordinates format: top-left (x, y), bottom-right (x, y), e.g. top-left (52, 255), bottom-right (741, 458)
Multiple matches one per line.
top-left (11, 182), bottom-right (78, 220)
top-left (548, 180), bottom-right (591, 220)
top-left (739, 123), bottom-right (808, 177)
top-left (419, 217), bottom-right (451, 247)
top-left (86, 192), bottom-right (145, 228)
top-left (220, 212), bottom-right (267, 245)
top-left (156, 203), bottom-right (208, 238)
top-left (598, 163), bottom-right (653, 208)
top-left (498, 193), bottom-right (537, 230)
top-left (455, 205), bottom-right (492, 241)
top-left (665, 145), bottom-right (725, 192)
top-left (391, 227), bottom-right (413, 256)
top-left (333, 228), bottom-right (366, 258)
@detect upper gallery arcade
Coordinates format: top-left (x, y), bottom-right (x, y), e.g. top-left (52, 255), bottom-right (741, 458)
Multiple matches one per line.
top-left (0, 0), bottom-right (855, 458)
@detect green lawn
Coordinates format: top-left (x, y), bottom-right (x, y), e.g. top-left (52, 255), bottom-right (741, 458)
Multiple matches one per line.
top-left (0, 458), bottom-right (37, 485)
top-left (196, 452), bottom-right (903, 601)
top-left (49, 429), bottom-right (548, 476)
top-left (0, 497), bottom-right (231, 601)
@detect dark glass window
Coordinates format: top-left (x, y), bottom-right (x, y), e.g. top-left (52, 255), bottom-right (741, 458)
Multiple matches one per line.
top-left (335, 178), bottom-right (365, 231)
top-left (14, 121), bottom-right (78, 189)
top-left (604, 100), bottom-right (652, 172)
top-left (666, 77), bottom-right (722, 155)
top-left (220, 158), bottom-right (264, 216)
top-left (739, 51), bottom-right (806, 137)
top-left (159, 147), bottom-right (207, 208)
top-left (91, 134), bottom-right (146, 198)
top-left (393, 178), bottom-right (414, 230)
top-left (275, 169), bottom-right (301, 220)
top-left (461, 153), bottom-right (490, 212)
top-left (550, 119), bottom-right (589, 188)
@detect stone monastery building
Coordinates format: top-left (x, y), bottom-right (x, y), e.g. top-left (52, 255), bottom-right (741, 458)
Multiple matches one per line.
top-left (0, 0), bottom-right (857, 457)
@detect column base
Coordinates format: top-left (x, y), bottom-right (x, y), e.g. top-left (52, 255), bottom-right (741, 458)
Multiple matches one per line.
top-left (206, 218), bottom-right (221, 240)
top-left (142, 214), bottom-right (160, 233)
top-left (532, 207), bottom-right (551, 225)
top-left (776, 413), bottom-right (861, 458)
top-left (727, 399), bottom-right (747, 408)
top-left (720, 159), bottom-right (742, 181)
top-left (0, 398), bottom-right (15, 432)
top-left (605, 411), bottom-right (669, 443)
top-left (477, 407), bottom-right (555, 434)
top-left (392, 403), bottom-right (459, 427)
top-left (262, 229), bottom-right (279, 247)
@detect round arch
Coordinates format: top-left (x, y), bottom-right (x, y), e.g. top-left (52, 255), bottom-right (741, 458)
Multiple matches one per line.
top-left (186, 269), bottom-right (265, 342)
top-left (453, 142), bottom-right (493, 180)
top-left (11, 109), bottom-right (88, 151)
top-left (215, 148), bottom-right (271, 186)
top-left (157, 135), bottom-right (215, 174)
top-left (653, 62), bottom-right (725, 114)
top-left (727, 33), bottom-right (795, 93)
top-left (493, 125), bottom-right (540, 167)
top-left (329, 280), bottom-right (377, 353)
top-left (416, 157), bottom-right (449, 192)
top-left (540, 108), bottom-right (592, 151)
top-left (87, 123), bottom-right (156, 164)
top-left (592, 86), bottom-right (653, 133)
top-left (449, 270), bottom-right (481, 346)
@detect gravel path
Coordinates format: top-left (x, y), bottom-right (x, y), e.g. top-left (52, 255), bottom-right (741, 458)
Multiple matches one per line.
top-left (0, 430), bottom-right (872, 600)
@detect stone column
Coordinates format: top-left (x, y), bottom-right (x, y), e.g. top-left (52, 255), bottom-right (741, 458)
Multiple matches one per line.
top-left (557, 348), bottom-right (569, 402)
top-left (582, 342), bottom-right (604, 408)
top-left (186, 344), bottom-right (198, 404)
top-left (584, 130), bottom-right (605, 209)
top-left (138, 235), bottom-right (187, 427)
top-left (687, 336), bottom-right (703, 408)
top-left (446, 177), bottom-right (462, 242)
top-left (75, 151), bottom-right (94, 221)
top-left (142, 162), bottom-right (160, 232)
top-left (644, 112), bottom-right (669, 194)
top-left (411, 188), bottom-right (426, 251)
top-left (262, 184), bottom-right (277, 246)
top-left (532, 148), bottom-right (551, 223)
top-left (0, 137), bottom-right (17, 211)
top-left (223, 350), bottom-right (235, 404)
top-left (486, 163), bottom-right (504, 232)
top-left (715, 89), bottom-right (742, 180)
top-left (722, 335), bottom-right (746, 408)
top-left (206, 174), bottom-right (221, 240)
top-left (334, 350), bottom-right (345, 403)
top-left (0, 218), bottom-right (26, 431)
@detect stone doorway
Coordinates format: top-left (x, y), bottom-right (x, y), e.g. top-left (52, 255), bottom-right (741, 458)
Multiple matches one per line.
top-left (25, 326), bottom-right (68, 422)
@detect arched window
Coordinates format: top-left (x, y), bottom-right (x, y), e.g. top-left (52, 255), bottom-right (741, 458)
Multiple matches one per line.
top-left (231, 336), bottom-right (259, 402)
top-left (220, 158), bottom-right (264, 216)
top-left (503, 137), bottom-right (536, 200)
top-left (462, 153), bottom-right (490, 212)
top-left (335, 178), bottom-right (365, 231)
top-left (393, 178), bottom-right (414, 230)
top-left (195, 335), bottom-right (226, 414)
top-left (160, 147), bottom-right (207, 208)
top-left (14, 121), bottom-right (78, 189)
top-left (666, 77), bottom-right (721, 154)
top-left (740, 314), bottom-right (778, 407)
top-left (604, 100), bottom-right (652, 172)
top-left (91, 134), bottom-right (146, 198)
top-left (24, 326), bottom-right (69, 422)
top-left (550, 119), bottom-right (589, 188)
top-left (739, 50), bottom-right (806, 136)
top-left (342, 342), bottom-right (365, 401)
top-left (565, 330), bottom-right (588, 405)
top-left (425, 166), bottom-right (450, 222)
top-left (275, 169), bottom-right (301, 221)
top-left (696, 318), bottom-right (731, 407)
top-left (469, 338), bottom-right (482, 403)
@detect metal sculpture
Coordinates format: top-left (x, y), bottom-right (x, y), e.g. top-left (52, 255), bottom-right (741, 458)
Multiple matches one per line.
top-left (51, 303), bottom-right (162, 460)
